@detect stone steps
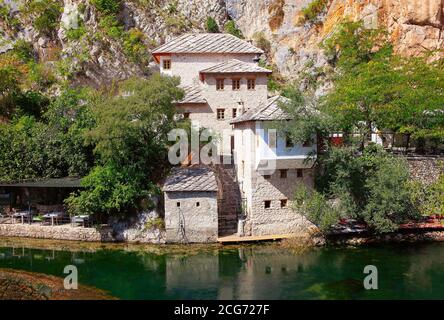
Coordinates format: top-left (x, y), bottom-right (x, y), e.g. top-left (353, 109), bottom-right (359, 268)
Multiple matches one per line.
top-left (214, 164), bottom-right (242, 236)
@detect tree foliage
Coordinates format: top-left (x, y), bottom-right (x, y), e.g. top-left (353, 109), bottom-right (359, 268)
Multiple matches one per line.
top-left (294, 144), bottom-right (420, 233)
top-left (322, 21), bottom-right (444, 144)
top-left (0, 89), bottom-right (95, 181)
top-left (66, 74), bottom-right (184, 216)
top-left (206, 17), bottom-right (219, 33)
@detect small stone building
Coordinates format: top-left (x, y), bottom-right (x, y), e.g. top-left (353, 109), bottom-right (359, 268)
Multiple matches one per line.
top-left (163, 166), bottom-right (218, 243)
top-left (231, 96), bottom-right (317, 236)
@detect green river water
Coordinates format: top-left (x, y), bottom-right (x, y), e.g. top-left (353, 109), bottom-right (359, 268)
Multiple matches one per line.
top-left (1, 238), bottom-right (444, 299)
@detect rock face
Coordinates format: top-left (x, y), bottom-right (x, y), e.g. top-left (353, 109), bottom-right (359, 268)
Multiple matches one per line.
top-left (1, 0), bottom-right (442, 87)
top-left (225, 0), bottom-right (443, 81)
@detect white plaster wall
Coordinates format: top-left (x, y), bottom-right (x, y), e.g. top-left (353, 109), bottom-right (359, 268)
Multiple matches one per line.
top-left (257, 123), bottom-right (317, 161)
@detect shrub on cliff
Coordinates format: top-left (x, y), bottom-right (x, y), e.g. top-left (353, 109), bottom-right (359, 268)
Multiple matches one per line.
top-left (92, 0), bottom-right (121, 15)
top-left (224, 20), bottom-right (243, 38)
top-left (206, 17), bottom-right (219, 33)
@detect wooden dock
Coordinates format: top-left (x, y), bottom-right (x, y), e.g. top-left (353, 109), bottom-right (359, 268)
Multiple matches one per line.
top-left (217, 233), bottom-right (294, 243)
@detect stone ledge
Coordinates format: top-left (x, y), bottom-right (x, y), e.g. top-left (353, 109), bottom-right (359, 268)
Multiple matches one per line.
top-left (0, 224), bottom-right (114, 242)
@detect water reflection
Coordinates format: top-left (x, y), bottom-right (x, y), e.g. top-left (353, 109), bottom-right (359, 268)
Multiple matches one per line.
top-left (0, 242), bottom-right (444, 299)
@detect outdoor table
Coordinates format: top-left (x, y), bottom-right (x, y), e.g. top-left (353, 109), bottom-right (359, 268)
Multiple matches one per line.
top-left (71, 215), bottom-right (89, 227)
top-left (12, 211), bottom-right (31, 224)
top-left (43, 212), bottom-right (65, 226)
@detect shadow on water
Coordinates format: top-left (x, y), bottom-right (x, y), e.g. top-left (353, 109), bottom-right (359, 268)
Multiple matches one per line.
top-left (1, 238), bottom-right (444, 299)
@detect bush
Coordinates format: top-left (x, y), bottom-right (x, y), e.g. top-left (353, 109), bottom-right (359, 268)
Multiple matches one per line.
top-left (91, 0), bottom-right (121, 15)
top-left (99, 15), bottom-right (123, 39)
top-left (65, 164), bottom-right (147, 216)
top-left (253, 32), bottom-right (271, 53)
top-left (296, 145), bottom-right (420, 233)
top-left (206, 17), bottom-right (219, 33)
top-left (12, 40), bottom-right (34, 63)
top-left (224, 20), bottom-right (243, 38)
top-left (123, 28), bottom-right (149, 64)
top-left (294, 186), bottom-right (341, 231)
top-left (66, 25), bottom-right (87, 41)
top-left (27, 0), bottom-right (62, 35)
top-left (298, 0), bottom-right (328, 25)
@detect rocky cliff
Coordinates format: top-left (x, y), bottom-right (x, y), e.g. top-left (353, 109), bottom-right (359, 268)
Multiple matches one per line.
top-left (1, 0), bottom-right (442, 89)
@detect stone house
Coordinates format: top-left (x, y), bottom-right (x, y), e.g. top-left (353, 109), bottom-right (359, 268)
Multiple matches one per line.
top-left (153, 33), bottom-right (270, 156)
top-left (162, 166), bottom-right (218, 243)
top-left (153, 33), bottom-right (317, 241)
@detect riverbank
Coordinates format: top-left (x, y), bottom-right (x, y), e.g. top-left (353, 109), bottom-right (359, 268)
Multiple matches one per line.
top-left (3, 222), bottom-right (444, 248)
top-left (0, 268), bottom-right (115, 300)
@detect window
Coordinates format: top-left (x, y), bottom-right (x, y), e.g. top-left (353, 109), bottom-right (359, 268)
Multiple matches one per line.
top-left (303, 140), bottom-right (311, 147)
top-left (297, 169), bottom-right (303, 178)
top-left (232, 108), bottom-right (237, 118)
top-left (183, 112), bottom-right (190, 119)
top-left (247, 78), bottom-right (256, 90)
top-left (241, 160), bottom-right (245, 178)
top-left (264, 200), bottom-right (271, 209)
top-left (217, 109), bottom-right (225, 120)
top-left (263, 174), bottom-right (271, 180)
top-left (216, 79), bottom-right (225, 90)
top-left (268, 131), bottom-right (276, 148)
top-left (196, 202), bottom-right (200, 207)
top-left (232, 79), bottom-right (240, 90)
top-left (286, 135), bottom-right (294, 148)
top-left (163, 59), bottom-right (171, 70)
top-left (280, 199), bottom-right (288, 208)
top-left (280, 169), bottom-right (288, 179)
top-left (176, 202), bottom-right (180, 207)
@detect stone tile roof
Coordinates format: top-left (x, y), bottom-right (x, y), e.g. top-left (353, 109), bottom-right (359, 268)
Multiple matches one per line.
top-left (176, 85), bottom-right (207, 104)
top-left (230, 96), bottom-right (292, 124)
top-left (163, 167), bottom-right (218, 192)
top-left (152, 33), bottom-right (263, 55)
top-left (199, 59), bottom-right (272, 74)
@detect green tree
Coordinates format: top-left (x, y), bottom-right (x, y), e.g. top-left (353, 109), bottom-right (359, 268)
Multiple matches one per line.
top-left (206, 17), bottom-right (219, 33)
top-left (67, 74), bottom-right (184, 216)
top-left (0, 89), bottom-right (94, 181)
top-left (322, 21), bottom-right (444, 147)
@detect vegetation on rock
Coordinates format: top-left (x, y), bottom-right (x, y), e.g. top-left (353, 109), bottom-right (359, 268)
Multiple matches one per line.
top-left (298, 0), bottom-right (329, 25)
top-left (206, 17), bottom-right (219, 33)
top-left (224, 20), bottom-right (243, 38)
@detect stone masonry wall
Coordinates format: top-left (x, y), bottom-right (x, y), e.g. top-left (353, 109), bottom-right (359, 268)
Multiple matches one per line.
top-left (405, 156), bottom-right (443, 185)
top-left (0, 224), bottom-right (114, 242)
top-left (164, 191), bottom-right (218, 243)
top-left (0, 222), bottom-right (165, 243)
top-left (249, 168), bottom-right (317, 236)
top-left (167, 53), bottom-right (258, 86)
